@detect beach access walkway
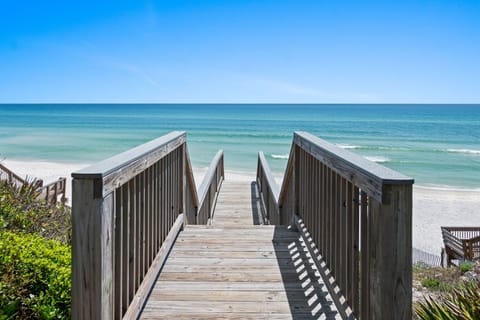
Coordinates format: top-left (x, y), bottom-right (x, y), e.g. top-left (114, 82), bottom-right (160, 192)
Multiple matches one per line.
top-left (140, 179), bottom-right (340, 319)
top-left (71, 131), bottom-right (414, 320)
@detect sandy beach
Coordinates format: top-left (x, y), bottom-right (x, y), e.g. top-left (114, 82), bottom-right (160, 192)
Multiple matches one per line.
top-left (3, 159), bottom-right (479, 257)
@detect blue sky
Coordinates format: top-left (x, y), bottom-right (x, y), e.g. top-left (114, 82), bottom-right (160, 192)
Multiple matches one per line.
top-left (0, 0), bottom-right (479, 103)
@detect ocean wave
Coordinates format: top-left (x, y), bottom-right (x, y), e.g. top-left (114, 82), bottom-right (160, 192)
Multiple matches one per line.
top-left (271, 154), bottom-right (289, 160)
top-left (364, 156), bottom-right (390, 163)
top-left (445, 148), bottom-right (480, 155)
top-left (416, 184), bottom-right (480, 192)
top-left (337, 144), bottom-right (361, 150)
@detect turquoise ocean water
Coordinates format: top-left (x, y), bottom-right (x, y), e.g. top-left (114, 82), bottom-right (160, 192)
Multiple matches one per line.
top-left (0, 104), bottom-right (479, 190)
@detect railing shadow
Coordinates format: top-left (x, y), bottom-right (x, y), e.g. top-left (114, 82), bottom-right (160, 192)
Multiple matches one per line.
top-left (250, 181), bottom-right (266, 225)
top-left (273, 226), bottom-right (340, 319)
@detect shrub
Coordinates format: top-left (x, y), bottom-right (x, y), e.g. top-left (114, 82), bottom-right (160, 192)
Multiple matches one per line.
top-left (0, 180), bottom-right (71, 244)
top-left (421, 278), bottom-right (441, 289)
top-left (415, 282), bottom-right (480, 319)
top-left (0, 231), bottom-right (71, 319)
top-left (459, 261), bottom-right (474, 273)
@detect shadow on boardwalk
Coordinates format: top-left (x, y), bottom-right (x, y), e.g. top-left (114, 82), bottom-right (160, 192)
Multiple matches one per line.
top-left (250, 181), bottom-right (267, 225)
top-left (272, 226), bottom-right (341, 319)
top-left (249, 180), bottom-right (340, 319)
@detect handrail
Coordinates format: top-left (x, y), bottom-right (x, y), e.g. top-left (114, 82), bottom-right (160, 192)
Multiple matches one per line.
top-left (278, 145), bottom-right (295, 206)
top-left (38, 177), bottom-right (67, 205)
top-left (196, 150), bottom-right (224, 224)
top-left (0, 162), bottom-right (67, 205)
top-left (72, 131), bottom-right (189, 320)
top-left (256, 151), bottom-right (280, 224)
top-left (293, 131), bottom-right (413, 202)
top-left (72, 131), bottom-right (224, 319)
top-left (184, 146), bottom-right (199, 224)
top-left (0, 162), bottom-right (27, 186)
top-left (256, 131), bottom-right (414, 320)
top-left (73, 131), bottom-right (187, 196)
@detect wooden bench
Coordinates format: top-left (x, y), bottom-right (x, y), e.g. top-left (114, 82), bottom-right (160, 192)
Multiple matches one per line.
top-left (441, 227), bottom-right (480, 267)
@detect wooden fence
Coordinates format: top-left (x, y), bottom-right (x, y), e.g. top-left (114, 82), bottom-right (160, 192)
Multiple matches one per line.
top-left (38, 178), bottom-right (67, 205)
top-left (0, 162), bottom-right (66, 205)
top-left (0, 162), bottom-right (26, 186)
top-left (184, 148), bottom-right (224, 225)
top-left (72, 131), bottom-right (224, 320)
top-left (256, 131), bottom-right (414, 320)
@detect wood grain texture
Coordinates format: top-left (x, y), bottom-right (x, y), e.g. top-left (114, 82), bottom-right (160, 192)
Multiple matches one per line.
top-left (72, 131), bottom-right (186, 196)
top-left (72, 180), bottom-right (114, 320)
top-left (258, 131), bottom-right (414, 319)
top-left (140, 224), bottom-right (341, 320)
top-left (140, 177), bottom-right (341, 319)
top-left (293, 131), bottom-right (413, 203)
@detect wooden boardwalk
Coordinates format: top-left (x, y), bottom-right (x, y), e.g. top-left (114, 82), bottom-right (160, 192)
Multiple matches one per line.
top-left (140, 178), bottom-right (340, 319)
top-left (72, 131), bottom-right (413, 319)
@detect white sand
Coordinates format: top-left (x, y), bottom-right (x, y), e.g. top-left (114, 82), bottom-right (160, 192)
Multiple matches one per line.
top-left (3, 159), bottom-right (479, 255)
top-left (413, 186), bottom-right (480, 254)
top-left (2, 159), bottom-right (90, 204)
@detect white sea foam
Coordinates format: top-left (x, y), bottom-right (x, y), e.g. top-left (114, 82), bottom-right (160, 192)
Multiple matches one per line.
top-left (364, 156), bottom-right (390, 163)
top-left (446, 148), bottom-right (480, 155)
top-left (271, 154), bottom-right (289, 159)
top-left (337, 144), bottom-right (361, 150)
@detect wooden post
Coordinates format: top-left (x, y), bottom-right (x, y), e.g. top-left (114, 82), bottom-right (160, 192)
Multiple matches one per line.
top-left (72, 178), bottom-right (114, 320)
top-left (180, 143), bottom-right (186, 221)
top-left (368, 184), bottom-right (412, 320)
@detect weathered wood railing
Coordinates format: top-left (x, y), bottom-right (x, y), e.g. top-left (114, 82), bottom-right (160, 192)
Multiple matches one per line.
top-left (0, 162), bottom-right (26, 186)
top-left (38, 177), bottom-right (67, 205)
top-left (256, 131), bottom-right (414, 320)
top-left (72, 131), bottom-right (223, 320)
top-left (196, 150), bottom-right (224, 224)
top-left (441, 226), bottom-right (480, 266)
top-left (184, 149), bottom-right (224, 224)
top-left (1, 162), bottom-right (66, 205)
top-left (256, 151), bottom-right (280, 224)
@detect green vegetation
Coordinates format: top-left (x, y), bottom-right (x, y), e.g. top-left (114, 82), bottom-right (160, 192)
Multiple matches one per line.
top-left (416, 283), bottom-right (480, 319)
top-left (0, 231), bottom-right (71, 319)
top-left (0, 179), bottom-right (71, 243)
top-left (414, 262), bottom-right (480, 319)
top-left (0, 180), bottom-right (71, 319)
top-left (413, 264), bottom-right (463, 293)
top-left (459, 261), bottom-right (474, 274)
top-left (421, 278), bottom-right (441, 290)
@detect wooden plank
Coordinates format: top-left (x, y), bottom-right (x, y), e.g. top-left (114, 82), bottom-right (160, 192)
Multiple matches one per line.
top-left (123, 214), bottom-right (184, 319)
top-left (168, 250), bottom-right (294, 259)
top-left (134, 175), bottom-right (141, 293)
top-left (352, 185), bottom-right (360, 316)
top-left (293, 215), bottom-right (351, 320)
top-left (160, 264), bottom-right (317, 274)
top-left (158, 271), bottom-right (319, 282)
top-left (277, 143), bottom-right (295, 206)
top-left (197, 150), bottom-right (224, 206)
top-left (165, 257), bottom-right (301, 265)
top-left (368, 184), bottom-right (412, 320)
top-left (360, 191), bottom-right (369, 319)
top-left (151, 280), bottom-right (329, 291)
top-left (72, 179), bottom-right (114, 320)
top-left (142, 300), bottom-right (327, 314)
top-left (129, 179), bottom-right (137, 299)
top-left (148, 289), bottom-right (315, 302)
top-left (141, 313), bottom-right (313, 320)
top-left (293, 131), bottom-right (413, 202)
top-left (257, 151), bottom-right (280, 201)
top-left (121, 183), bottom-right (129, 315)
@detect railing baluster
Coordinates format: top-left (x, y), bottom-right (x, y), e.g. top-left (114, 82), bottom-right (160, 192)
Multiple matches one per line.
top-left (73, 131), bottom-right (207, 319)
top-left (256, 131), bottom-right (413, 320)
